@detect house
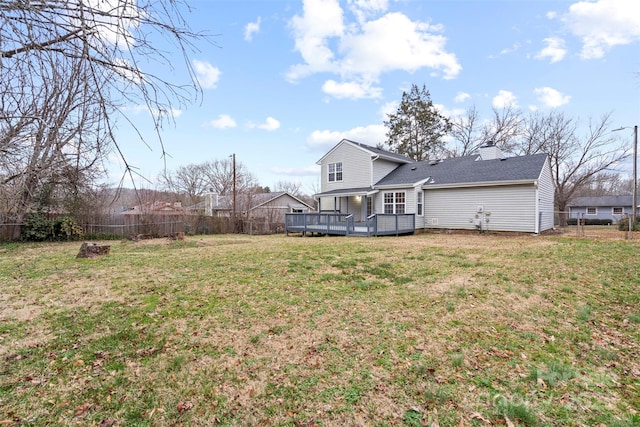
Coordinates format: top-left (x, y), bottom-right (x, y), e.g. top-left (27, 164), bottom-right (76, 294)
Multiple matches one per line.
top-left (246, 191), bottom-right (314, 223)
top-left (296, 139), bottom-right (554, 235)
top-left (200, 191), bottom-right (313, 223)
top-left (568, 195), bottom-right (638, 223)
top-left (121, 201), bottom-right (187, 216)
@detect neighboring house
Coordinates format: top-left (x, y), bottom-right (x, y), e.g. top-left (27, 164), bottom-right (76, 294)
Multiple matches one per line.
top-left (121, 201), bottom-right (187, 216)
top-left (568, 195), bottom-right (638, 223)
top-left (247, 191), bottom-right (314, 223)
top-left (199, 191), bottom-right (313, 222)
top-left (313, 139), bottom-right (555, 234)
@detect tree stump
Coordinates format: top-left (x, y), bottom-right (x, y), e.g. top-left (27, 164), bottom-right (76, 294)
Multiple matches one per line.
top-left (76, 242), bottom-right (111, 258)
top-left (169, 232), bottom-right (185, 240)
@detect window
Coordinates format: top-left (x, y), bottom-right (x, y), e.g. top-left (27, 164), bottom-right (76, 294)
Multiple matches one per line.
top-left (328, 162), bottom-right (343, 182)
top-left (383, 192), bottom-right (405, 214)
top-left (613, 207), bottom-right (623, 215)
top-left (586, 207), bottom-right (597, 215)
top-left (416, 191), bottom-right (423, 216)
top-left (366, 196), bottom-right (373, 216)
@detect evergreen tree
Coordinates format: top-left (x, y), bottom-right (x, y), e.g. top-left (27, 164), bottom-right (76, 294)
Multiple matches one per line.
top-left (384, 84), bottom-right (452, 161)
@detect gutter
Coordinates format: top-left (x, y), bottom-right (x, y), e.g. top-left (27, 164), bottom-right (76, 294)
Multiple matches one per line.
top-left (421, 179), bottom-right (536, 190)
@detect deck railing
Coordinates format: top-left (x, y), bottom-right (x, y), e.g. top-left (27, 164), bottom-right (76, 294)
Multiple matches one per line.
top-left (285, 213), bottom-right (415, 236)
top-left (364, 213), bottom-right (416, 236)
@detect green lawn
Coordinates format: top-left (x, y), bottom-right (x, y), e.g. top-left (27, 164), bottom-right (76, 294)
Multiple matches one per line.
top-left (1, 233), bottom-right (639, 426)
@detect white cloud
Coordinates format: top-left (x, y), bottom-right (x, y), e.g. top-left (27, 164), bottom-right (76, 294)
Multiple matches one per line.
top-left (492, 90), bottom-right (518, 109)
top-left (535, 37), bottom-right (567, 63)
top-left (192, 60), bottom-right (221, 89)
top-left (287, 0), bottom-right (345, 80)
top-left (244, 17), bottom-right (261, 42)
top-left (287, 0), bottom-right (461, 96)
top-left (322, 79), bottom-right (383, 99)
top-left (307, 124), bottom-right (387, 149)
top-left (348, 0), bottom-right (389, 23)
top-left (560, 0), bottom-right (640, 59)
top-left (209, 114), bottom-right (237, 129)
top-left (454, 92), bottom-right (471, 103)
top-left (378, 101), bottom-right (398, 120)
top-left (257, 117), bottom-right (281, 131)
top-left (534, 87), bottom-right (571, 108)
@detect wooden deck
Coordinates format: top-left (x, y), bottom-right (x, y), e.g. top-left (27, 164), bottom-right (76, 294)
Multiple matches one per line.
top-left (285, 213), bottom-right (415, 237)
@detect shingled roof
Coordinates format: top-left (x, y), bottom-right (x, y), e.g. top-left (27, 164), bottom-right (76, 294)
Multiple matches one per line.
top-left (375, 153), bottom-right (549, 188)
top-left (568, 195), bottom-right (634, 207)
top-left (346, 140), bottom-right (415, 163)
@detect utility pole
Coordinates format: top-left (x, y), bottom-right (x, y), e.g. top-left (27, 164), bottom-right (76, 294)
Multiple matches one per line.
top-left (632, 125), bottom-right (637, 233)
top-left (613, 125), bottom-right (637, 239)
top-left (232, 153), bottom-right (237, 232)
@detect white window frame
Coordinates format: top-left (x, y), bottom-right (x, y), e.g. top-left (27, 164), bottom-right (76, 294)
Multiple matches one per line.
top-left (586, 207), bottom-right (597, 215)
top-left (328, 162), bottom-right (343, 182)
top-left (416, 190), bottom-right (423, 216)
top-left (383, 191), bottom-right (406, 214)
top-left (612, 207), bottom-right (623, 215)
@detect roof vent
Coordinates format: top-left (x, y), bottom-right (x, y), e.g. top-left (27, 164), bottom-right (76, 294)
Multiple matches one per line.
top-left (411, 166), bottom-right (417, 170)
top-left (429, 160), bottom-right (438, 166)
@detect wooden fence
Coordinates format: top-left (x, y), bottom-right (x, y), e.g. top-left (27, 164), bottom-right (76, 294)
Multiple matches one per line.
top-left (0, 213), bottom-right (289, 241)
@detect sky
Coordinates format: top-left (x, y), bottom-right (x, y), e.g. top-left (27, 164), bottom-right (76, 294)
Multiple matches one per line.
top-left (109, 0), bottom-right (640, 194)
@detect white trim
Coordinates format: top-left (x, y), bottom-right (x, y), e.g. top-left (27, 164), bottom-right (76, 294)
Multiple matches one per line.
top-left (422, 179), bottom-right (536, 190)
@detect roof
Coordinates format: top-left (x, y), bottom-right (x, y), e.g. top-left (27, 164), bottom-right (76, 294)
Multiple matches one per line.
top-left (568, 195), bottom-right (634, 207)
top-left (317, 139), bottom-right (414, 165)
top-left (375, 153), bottom-right (549, 188)
top-left (315, 187), bottom-right (379, 198)
top-left (249, 191), bottom-right (314, 211)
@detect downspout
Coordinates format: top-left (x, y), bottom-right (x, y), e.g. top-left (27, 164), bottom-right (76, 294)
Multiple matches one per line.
top-left (534, 180), bottom-right (540, 234)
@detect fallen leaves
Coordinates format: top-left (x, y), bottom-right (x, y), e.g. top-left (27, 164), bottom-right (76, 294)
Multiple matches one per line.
top-left (177, 401), bottom-right (193, 414)
top-left (74, 402), bottom-right (91, 417)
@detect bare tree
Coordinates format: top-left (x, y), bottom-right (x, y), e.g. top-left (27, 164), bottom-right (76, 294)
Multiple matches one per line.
top-left (158, 163), bottom-right (207, 206)
top-left (574, 172), bottom-right (634, 197)
top-left (201, 158), bottom-right (257, 196)
top-left (273, 180), bottom-right (303, 197)
top-left (1, 0), bottom-right (208, 232)
top-left (522, 111), bottom-right (628, 216)
top-left (479, 105), bottom-right (524, 154)
top-left (447, 105), bottom-right (483, 157)
top-left (1, 53), bottom-right (108, 235)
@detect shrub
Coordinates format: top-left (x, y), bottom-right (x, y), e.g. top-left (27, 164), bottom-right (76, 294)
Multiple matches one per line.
top-left (22, 212), bottom-right (53, 241)
top-left (568, 218), bottom-right (612, 226)
top-left (22, 214), bottom-right (84, 241)
top-left (618, 217), bottom-right (640, 231)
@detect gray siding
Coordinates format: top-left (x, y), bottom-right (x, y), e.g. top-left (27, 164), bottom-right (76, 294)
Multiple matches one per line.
top-left (321, 143), bottom-right (372, 192)
top-left (423, 185), bottom-right (538, 232)
top-left (372, 159), bottom-right (401, 183)
top-left (537, 159), bottom-right (555, 232)
top-left (569, 206), bottom-right (629, 223)
top-left (373, 187), bottom-right (415, 215)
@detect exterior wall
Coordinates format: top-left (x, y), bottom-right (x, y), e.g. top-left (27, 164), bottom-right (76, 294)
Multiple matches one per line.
top-left (423, 184), bottom-right (538, 233)
top-left (372, 159), bottom-right (401, 183)
top-left (373, 187), bottom-right (416, 216)
top-left (249, 194), bottom-right (311, 223)
top-left (569, 206), bottom-right (630, 223)
top-left (537, 159), bottom-right (555, 232)
top-left (320, 143), bottom-right (372, 192)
